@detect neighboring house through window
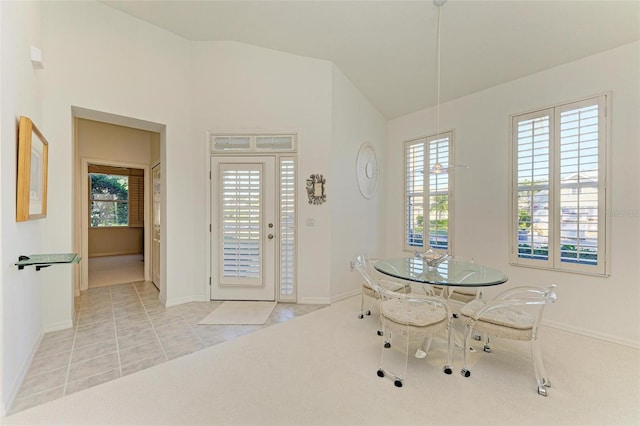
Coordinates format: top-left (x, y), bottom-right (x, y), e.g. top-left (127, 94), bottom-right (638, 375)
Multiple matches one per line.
top-left (511, 94), bottom-right (609, 275)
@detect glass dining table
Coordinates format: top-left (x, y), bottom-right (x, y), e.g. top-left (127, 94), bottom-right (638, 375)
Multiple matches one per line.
top-left (374, 256), bottom-right (508, 297)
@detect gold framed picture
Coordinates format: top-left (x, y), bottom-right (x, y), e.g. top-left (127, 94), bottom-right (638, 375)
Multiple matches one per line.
top-left (16, 116), bottom-right (48, 221)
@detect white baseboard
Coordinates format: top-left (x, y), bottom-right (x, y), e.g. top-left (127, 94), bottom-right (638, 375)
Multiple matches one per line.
top-left (164, 295), bottom-right (200, 307)
top-left (2, 332), bottom-right (43, 417)
top-left (298, 296), bottom-right (331, 305)
top-left (88, 251), bottom-right (142, 258)
top-left (43, 320), bottom-right (74, 333)
top-left (330, 289), bottom-right (360, 304)
top-left (543, 319), bottom-right (639, 349)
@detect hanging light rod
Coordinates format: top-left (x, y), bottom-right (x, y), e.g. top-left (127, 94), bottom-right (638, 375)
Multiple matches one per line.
top-left (429, 0), bottom-right (468, 175)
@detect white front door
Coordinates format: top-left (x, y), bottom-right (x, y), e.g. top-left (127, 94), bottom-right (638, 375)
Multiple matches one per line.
top-left (210, 156), bottom-right (276, 301)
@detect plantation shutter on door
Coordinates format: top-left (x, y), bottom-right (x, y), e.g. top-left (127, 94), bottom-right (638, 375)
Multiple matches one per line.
top-left (219, 164), bottom-right (263, 286)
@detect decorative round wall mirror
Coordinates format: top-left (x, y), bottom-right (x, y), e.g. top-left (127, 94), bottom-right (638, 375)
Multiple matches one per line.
top-left (356, 143), bottom-right (378, 199)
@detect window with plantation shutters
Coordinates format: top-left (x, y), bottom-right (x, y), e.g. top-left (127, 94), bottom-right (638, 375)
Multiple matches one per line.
top-left (88, 165), bottom-right (143, 228)
top-left (404, 131), bottom-right (454, 252)
top-left (511, 94), bottom-right (609, 275)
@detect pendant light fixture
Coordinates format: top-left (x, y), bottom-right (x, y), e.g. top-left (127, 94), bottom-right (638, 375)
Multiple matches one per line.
top-left (430, 0), bottom-right (468, 175)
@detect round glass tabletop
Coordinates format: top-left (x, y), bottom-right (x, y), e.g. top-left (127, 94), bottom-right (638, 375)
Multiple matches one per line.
top-left (374, 257), bottom-right (508, 287)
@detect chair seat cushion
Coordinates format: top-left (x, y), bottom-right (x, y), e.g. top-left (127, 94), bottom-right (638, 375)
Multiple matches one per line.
top-left (448, 291), bottom-right (477, 304)
top-left (381, 298), bottom-right (447, 327)
top-left (362, 280), bottom-right (410, 298)
top-left (460, 299), bottom-right (534, 330)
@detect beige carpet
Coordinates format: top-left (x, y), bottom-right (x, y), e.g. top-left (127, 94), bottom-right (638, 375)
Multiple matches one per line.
top-left (88, 254), bottom-right (144, 288)
top-left (198, 301), bottom-right (277, 325)
top-left (3, 295), bottom-right (639, 425)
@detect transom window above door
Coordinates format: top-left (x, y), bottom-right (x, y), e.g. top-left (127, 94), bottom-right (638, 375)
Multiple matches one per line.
top-left (210, 133), bottom-right (296, 153)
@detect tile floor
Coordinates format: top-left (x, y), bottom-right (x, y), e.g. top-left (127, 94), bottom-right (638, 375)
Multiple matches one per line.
top-left (10, 281), bottom-right (326, 414)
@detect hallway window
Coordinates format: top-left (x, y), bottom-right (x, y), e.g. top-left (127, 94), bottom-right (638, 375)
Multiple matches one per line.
top-left (90, 173), bottom-right (129, 227)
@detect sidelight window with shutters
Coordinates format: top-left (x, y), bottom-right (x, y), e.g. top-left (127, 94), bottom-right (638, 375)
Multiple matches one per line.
top-left (511, 94), bottom-right (610, 275)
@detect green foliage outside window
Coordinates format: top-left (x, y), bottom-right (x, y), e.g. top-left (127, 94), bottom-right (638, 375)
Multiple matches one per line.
top-left (90, 174), bottom-right (128, 227)
top-left (518, 210), bottom-right (532, 230)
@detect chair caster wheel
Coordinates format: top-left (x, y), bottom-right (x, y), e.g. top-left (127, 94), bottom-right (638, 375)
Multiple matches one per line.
top-left (365, 310), bottom-right (371, 316)
top-left (483, 345), bottom-right (491, 353)
top-left (377, 369), bottom-right (384, 378)
top-left (461, 368), bottom-right (471, 378)
top-left (358, 313), bottom-right (364, 319)
top-left (443, 366), bottom-right (452, 375)
top-left (394, 380), bottom-right (403, 388)
top-left (384, 341), bottom-right (391, 349)
top-left (537, 386), bottom-right (548, 397)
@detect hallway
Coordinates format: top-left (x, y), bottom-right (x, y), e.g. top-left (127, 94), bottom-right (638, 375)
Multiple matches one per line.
top-left (88, 254), bottom-right (145, 288)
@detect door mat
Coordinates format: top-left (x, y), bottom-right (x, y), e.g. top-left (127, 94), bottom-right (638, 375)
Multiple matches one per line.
top-left (198, 301), bottom-right (277, 325)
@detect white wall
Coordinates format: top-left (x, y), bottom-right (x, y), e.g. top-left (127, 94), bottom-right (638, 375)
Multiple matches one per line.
top-left (0, 1), bottom-right (47, 414)
top-left (330, 65), bottom-right (387, 301)
top-left (387, 41), bottom-right (640, 346)
top-left (191, 41), bottom-right (334, 304)
top-left (39, 1), bottom-right (192, 310)
top-left (1, 0), bottom-right (193, 412)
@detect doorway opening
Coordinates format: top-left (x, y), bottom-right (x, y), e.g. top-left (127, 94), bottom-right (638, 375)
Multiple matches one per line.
top-left (86, 164), bottom-right (145, 288)
top-left (73, 108), bottom-right (164, 299)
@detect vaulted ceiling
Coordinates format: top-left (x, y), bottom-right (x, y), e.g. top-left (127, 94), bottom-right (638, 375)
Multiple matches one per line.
top-left (102, 0), bottom-right (640, 119)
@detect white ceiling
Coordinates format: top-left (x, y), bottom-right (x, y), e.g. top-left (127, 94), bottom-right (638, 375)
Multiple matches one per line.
top-left (101, 0), bottom-right (640, 119)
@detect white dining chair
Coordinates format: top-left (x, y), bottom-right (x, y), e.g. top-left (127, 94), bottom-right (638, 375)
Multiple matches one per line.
top-left (354, 256), bottom-right (411, 328)
top-left (458, 284), bottom-right (558, 396)
top-left (374, 284), bottom-right (454, 387)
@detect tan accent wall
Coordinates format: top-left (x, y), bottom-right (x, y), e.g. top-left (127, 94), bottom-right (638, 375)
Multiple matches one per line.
top-left (88, 227), bottom-right (143, 257)
top-left (78, 119), bottom-right (159, 258)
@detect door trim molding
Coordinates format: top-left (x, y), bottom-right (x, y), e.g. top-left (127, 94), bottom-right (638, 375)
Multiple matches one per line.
top-left (80, 157), bottom-right (150, 291)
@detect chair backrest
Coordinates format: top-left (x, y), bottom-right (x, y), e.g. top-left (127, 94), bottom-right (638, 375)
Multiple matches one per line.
top-left (354, 255), bottom-right (415, 296)
top-left (354, 255), bottom-right (380, 293)
top-left (471, 284), bottom-right (557, 335)
top-left (450, 255), bottom-right (474, 264)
